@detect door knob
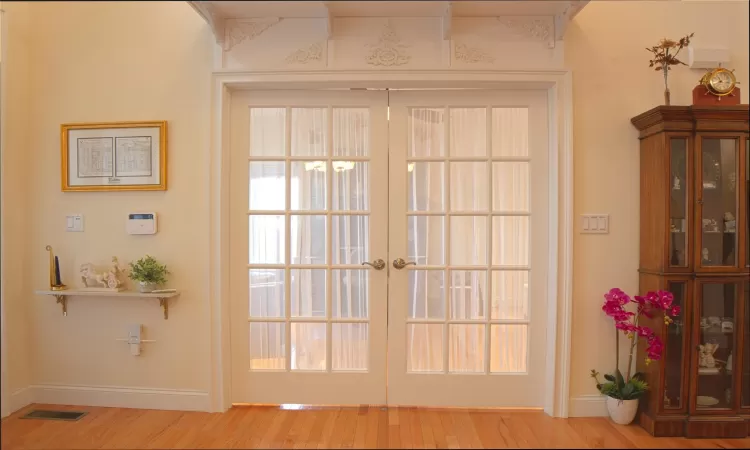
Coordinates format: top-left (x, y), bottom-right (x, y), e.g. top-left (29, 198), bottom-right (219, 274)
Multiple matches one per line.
top-left (362, 259), bottom-right (386, 270)
top-left (392, 258), bottom-right (417, 270)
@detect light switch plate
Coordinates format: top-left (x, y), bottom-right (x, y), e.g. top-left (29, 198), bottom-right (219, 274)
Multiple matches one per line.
top-left (66, 215), bottom-right (84, 232)
top-left (582, 214), bottom-right (609, 234)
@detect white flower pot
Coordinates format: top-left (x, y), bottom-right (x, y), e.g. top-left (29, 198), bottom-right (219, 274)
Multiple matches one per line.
top-left (138, 281), bottom-right (158, 293)
top-left (605, 396), bottom-right (639, 425)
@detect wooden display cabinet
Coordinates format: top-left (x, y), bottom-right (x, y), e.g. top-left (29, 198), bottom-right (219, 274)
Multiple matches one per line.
top-left (631, 105), bottom-right (749, 438)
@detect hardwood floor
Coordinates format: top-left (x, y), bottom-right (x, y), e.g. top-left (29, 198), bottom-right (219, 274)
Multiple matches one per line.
top-left (2, 404), bottom-right (749, 449)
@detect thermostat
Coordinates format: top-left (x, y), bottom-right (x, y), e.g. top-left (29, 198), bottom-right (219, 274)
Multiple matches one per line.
top-left (127, 213), bottom-right (157, 235)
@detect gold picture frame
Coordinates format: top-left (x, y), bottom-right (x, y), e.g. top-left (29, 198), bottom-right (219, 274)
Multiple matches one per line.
top-left (61, 121), bottom-right (167, 192)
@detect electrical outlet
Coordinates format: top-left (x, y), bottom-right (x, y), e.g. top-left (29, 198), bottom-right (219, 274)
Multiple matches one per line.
top-left (582, 214), bottom-right (609, 234)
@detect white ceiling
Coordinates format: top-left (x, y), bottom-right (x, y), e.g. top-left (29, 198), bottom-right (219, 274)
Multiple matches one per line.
top-left (198, 1), bottom-right (581, 19)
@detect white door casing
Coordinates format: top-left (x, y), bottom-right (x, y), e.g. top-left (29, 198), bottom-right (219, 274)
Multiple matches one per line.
top-left (229, 90), bottom-right (389, 405)
top-left (386, 90), bottom-right (549, 407)
top-left (211, 70), bottom-right (573, 416)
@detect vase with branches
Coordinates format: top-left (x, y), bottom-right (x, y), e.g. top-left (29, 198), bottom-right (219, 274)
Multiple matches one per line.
top-left (646, 33), bottom-right (694, 105)
top-left (590, 288), bottom-right (680, 424)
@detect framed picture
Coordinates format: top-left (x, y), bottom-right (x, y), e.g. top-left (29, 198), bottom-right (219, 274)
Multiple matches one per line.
top-left (61, 121), bottom-right (167, 191)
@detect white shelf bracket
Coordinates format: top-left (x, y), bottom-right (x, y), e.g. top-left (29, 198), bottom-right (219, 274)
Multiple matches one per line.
top-left (323, 1), bottom-right (333, 39)
top-left (442, 3), bottom-right (452, 41)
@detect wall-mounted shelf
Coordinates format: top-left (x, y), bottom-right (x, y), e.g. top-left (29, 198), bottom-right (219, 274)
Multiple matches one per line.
top-left (35, 289), bottom-right (180, 319)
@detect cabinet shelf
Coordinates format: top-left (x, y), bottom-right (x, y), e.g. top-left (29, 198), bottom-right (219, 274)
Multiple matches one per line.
top-left (35, 289), bottom-right (180, 319)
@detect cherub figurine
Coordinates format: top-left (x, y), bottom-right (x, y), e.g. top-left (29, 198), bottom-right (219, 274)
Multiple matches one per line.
top-left (698, 343), bottom-right (719, 368)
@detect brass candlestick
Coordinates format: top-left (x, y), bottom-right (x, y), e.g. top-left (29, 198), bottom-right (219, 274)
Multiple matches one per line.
top-left (45, 245), bottom-right (67, 291)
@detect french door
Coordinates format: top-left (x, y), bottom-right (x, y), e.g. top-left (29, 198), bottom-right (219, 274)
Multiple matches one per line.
top-left (229, 90), bottom-right (389, 405)
top-left (230, 89), bottom-right (549, 408)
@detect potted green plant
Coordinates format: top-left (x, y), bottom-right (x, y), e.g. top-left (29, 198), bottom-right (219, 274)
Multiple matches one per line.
top-left (591, 288), bottom-right (679, 425)
top-left (128, 255), bottom-right (169, 293)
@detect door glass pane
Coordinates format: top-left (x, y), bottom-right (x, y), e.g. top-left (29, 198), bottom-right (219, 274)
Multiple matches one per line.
top-left (249, 269), bottom-right (285, 318)
top-left (696, 283), bottom-right (736, 410)
top-left (332, 269), bottom-right (368, 319)
top-left (408, 162), bottom-right (445, 212)
top-left (491, 271), bottom-right (529, 320)
top-left (249, 162), bottom-right (285, 210)
top-left (492, 216), bottom-right (529, 266)
top-left (290, 215), bottom-right (326, 264)
top-left (291, 108), bottom-right (327, 156)
top-left (250, 108), bottom-right (285, 157)
top-left (490, 325), bottom-right (527, 373)
top-left (408, 270), bottom-right (445, 319)
top-left (409, 108), bottom-right (445, 157)
top-left (291, 323), bottom-right (326, 371)
top-left (249, 322), bottom-right (285, 370)
top-left (449, 270), bottom-right (486, 320)
top-left (249, 215), bottom-right (285, 264)
top-left (333, 162), bottom-right (368, 210)
top-left (332, 323), bottom-right (368, 371)
top-left (291, 162), bottom-right (326, 211)
top-left (407, 324), bottom-right (443, 372)
top-left (333, 108), bottom-right (369, 156)
top-left (669, 139), bottom-right (688, 267)
top-left (450, 216), bottom-right (487, 265)
top-left (450, 108), bottom-right (486, 157)
top-left (664, 282), bottom-right (686, 409)
top-left (743, 281), bottom-right (750, 408)
top-left (700, 138), bottom-right (737, 267)
top-left (493, 162), bottom-right (529, 213)
top-left (332, 216), bottom-right (369, 265)
top-left (408, 216), bottom-right (444, 265)
top-left (290, 269), bottom-right (326, 318)
top-left (450, 162), bottom-right (487, 211)
top-left (492, 108), bottom-right (528, 157)
top-left (449, 324), bottom-right (485, 373)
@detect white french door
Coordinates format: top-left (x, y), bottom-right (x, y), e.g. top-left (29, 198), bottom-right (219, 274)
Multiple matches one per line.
top-left (229, 90), bottom-right (389, 405)
top-left (386, 90), bottom-right (549, 407)
top-left (229, 89), bottom-right (549, 408)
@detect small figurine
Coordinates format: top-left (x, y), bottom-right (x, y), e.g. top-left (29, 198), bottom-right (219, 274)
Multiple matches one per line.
top-left (80, 256), bottom-right (125, 291)
top-left (670, 223), bottom-right (678, 232)
top-left (702, 218), bottom-right (720, 232)
top-left (673, 176), bottom-right (681, 190)
top-left (724, 212), bottom-right (736, 232)
top-left (701, 248), bottom-right (711, 263)
top-left (699, 343), bottom-right (719, 368)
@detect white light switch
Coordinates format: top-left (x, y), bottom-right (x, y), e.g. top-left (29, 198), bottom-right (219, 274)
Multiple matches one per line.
top-left (582, 214), bottom-right (609, 234)
top-left (66, 215), bottom-right (84, 232)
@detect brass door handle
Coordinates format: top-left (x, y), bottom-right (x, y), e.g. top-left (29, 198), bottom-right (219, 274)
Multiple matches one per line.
top-left (362, 259), bottom-right (386, 270)
top-left (393, 258), bottom-right (417, 270)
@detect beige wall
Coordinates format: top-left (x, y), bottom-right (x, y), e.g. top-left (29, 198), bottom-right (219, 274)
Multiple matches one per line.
top-left (1, 0), bottom-right (33, 411)
top-left (0, 0), bottom-right (748, 413)
top-left (23, 1), bottom-right (213, 392)
top-left (566, 0), bottom-right (749, 399)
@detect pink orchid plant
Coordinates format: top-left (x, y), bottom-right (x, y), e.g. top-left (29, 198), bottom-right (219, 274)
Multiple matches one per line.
top-left (591, 288), bottom-right (680, 400)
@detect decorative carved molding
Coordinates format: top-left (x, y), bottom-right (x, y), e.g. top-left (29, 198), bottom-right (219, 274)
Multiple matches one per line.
top-left (499, 17), bottom-right (551, 42)
top-left (223, 18), bottom-right (282, 51)
top-left (454, 43), bottom-right (495, 64)
top-left (286, 42), bottom-right (325, 65)
top-left (365, 24), bottom-right (410, 67)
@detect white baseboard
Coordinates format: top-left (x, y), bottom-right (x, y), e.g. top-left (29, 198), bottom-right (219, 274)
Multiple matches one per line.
top-left (568, 394), bottom-right (608, 417)
top-left (29, 384), bottom-right (210, 412)
top-left (5, 387), bottom-right (33, 416)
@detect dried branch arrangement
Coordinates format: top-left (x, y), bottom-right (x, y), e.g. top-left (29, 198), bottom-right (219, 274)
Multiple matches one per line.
top-left (646, 33), bottom-right (694, 105)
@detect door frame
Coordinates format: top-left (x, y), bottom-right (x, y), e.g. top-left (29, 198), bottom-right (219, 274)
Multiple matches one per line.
top-left (207, 70), bottom-right (574, 417)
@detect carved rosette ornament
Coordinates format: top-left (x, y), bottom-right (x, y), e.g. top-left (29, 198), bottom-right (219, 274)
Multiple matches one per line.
top-left (365, 24), bottom-right (410, 67)
top-left (454, 43), bottom-right (495, 64)
top-left (286, 42), bottom-right (324, 65)
top-left (499, 18), bottom-right (551, 42)
top-left (223, 18), bottom-right (282, 51)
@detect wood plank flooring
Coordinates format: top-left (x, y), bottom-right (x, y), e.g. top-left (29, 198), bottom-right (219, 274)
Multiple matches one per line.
top-left (2, 403), bottom-right (750, 449)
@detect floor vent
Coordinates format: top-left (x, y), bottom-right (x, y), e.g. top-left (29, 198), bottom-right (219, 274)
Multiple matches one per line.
top-left (20, 410), bottom-right (88, 421)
